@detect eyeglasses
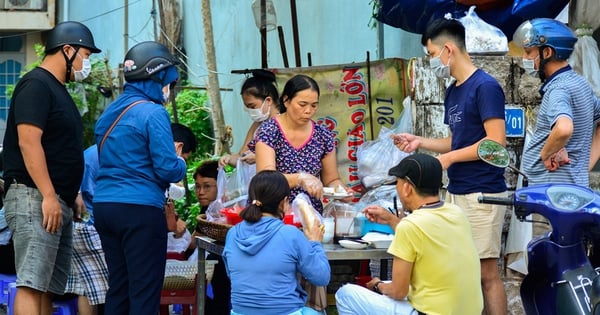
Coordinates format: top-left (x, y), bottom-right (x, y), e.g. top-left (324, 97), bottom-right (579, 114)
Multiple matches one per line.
top-left (194, 184), bottom-right (216, 192)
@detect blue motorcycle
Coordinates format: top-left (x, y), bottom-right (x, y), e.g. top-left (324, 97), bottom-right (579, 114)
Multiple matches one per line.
top-left (477, 139), bottom-right (600, 315)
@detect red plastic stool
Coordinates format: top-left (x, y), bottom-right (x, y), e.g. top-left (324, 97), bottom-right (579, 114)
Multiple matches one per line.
top-left (159, 283), bottom-right (198, 315)
top-left (160, 254), bottom-right (197, 315)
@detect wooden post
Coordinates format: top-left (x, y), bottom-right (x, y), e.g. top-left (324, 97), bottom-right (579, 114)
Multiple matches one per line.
top-left (260, 0), bottom-right (267, 68)
top-left (201, 0), bottom-right (231, 156)
top-left (278, 26), bottom-right (289, 68)
top-left (290, 0), bottom-right (301, 67)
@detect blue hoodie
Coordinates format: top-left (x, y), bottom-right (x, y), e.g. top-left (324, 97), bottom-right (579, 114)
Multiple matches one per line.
top-left (93, 66), bottom-right (186, 209)
top-left (223, 217), bottom-right (330, 315)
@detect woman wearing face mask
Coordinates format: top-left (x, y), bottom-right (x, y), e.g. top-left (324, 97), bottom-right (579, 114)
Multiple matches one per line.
top-left (93, 41), bottom-right (187, 315)
top-left (219, 70), bottom-right (280, 168)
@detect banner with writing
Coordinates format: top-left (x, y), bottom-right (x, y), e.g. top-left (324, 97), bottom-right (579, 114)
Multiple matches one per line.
top-left (272, 58), bottom-right (410, 191)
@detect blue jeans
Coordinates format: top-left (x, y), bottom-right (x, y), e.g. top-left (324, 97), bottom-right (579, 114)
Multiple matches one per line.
top-left (94, 202), bottom-right (167, 315)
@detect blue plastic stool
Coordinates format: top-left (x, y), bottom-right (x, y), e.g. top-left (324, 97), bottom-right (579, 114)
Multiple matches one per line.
top-left (0, 273), bottom-right (17, 305)
top-left (7, 284), bottom-right (77, 315)
top-left (7, 282), bottom-right (16, 315)
top-left (53, 297), bottom-right (78, 315)
top-left (172, 304), bottom-right (183, 314)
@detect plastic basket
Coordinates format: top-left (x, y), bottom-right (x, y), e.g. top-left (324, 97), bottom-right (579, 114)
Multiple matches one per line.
top-left (196, 214), bottom-right (232, 242)
top-left (163, 259), bottom-right (218, 290)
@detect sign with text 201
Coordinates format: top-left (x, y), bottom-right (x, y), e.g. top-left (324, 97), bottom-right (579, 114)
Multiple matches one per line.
top-left (505, 107), bottom-right (525, 137)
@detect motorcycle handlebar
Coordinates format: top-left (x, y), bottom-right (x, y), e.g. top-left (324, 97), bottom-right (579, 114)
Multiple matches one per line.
top-left (478, 195), bottom-right (513, 206)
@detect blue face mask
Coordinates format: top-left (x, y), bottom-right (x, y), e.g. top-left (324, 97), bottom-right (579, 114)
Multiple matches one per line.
top-left (522, 55), bottom-right (539, 77)
top-left (429, 47), bottom-right (451, 79)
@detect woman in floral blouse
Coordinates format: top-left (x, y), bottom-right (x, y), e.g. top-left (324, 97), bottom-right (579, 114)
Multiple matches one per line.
top-left (250, 74), bottom-right (351, 213)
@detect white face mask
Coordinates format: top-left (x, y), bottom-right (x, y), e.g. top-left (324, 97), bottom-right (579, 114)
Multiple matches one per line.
top-left (522, 56), bottom-right (539, 77)
top-left (162, 85), bottom-right (171, 104)
top-left (74, 56), bottom-right (91, 82)
top-left (429, 47), bottom-right (451, 79)
top-left (244, 98), bottom-right (270, 122)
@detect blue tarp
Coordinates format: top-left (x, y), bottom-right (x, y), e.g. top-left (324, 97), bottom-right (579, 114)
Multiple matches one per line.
top-left (375, 0), bottom-right (569, 40)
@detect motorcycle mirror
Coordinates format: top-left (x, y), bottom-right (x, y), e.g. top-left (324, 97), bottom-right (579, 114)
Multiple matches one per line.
top-left (477, 139), bottom-right (509, 168)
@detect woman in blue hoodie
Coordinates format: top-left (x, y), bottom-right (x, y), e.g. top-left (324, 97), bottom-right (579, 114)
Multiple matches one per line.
top-left (223, 170), bottom-right (330, 315)
top-left (93, 41), bottom-right (187, 315)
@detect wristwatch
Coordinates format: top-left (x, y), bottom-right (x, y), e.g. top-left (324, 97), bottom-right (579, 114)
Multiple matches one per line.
top-left (373, 281), bottom-right (384, 294)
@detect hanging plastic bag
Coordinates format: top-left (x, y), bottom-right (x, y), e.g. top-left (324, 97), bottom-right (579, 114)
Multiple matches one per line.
top-left (459, 6), bottom-right (508, 54)
top-left (568, 0), bottom-right (600, 98)
top-left (569, 0), bottom-right (600, 31)
top-left (569, 28), bottom-right (600, 97)
top-left (223, 160), bottom-right (255, 208)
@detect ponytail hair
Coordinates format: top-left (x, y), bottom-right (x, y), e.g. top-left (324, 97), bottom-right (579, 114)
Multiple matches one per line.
top-left (239, 170), bottom-right (290, 223)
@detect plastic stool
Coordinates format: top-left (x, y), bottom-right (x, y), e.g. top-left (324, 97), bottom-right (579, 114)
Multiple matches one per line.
top-left (0, 273), bottom-right (17, 305)
top-left (7, 282), bottom-right (16, 315)
top-left (172, 303), bottom-right (183, 314)
top-left (53, 297), bottom-right (78, 315)
top-left (7, 284), bottom-right (77, 315)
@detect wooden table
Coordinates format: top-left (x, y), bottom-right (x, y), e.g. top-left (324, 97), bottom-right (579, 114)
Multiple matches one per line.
top-left (194, 236), bottom-right (393, 315)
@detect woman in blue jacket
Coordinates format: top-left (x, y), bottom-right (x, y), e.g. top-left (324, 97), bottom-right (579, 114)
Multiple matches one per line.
top-left (93, 41), bottom-right (187, 315)
top-left (223, 170), bottom-right (330, 315)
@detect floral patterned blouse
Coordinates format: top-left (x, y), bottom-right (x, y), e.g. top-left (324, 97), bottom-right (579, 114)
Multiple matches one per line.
top-left (249, 116), bottom-right (335, 213)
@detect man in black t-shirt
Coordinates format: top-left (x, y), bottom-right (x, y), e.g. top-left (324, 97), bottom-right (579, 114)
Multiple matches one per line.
top-left (2, 21), bottom-right (100, 315)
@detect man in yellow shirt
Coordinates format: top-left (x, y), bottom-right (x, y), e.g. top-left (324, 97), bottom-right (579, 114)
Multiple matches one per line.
top-left (335, 154), bottom-right (483, 315)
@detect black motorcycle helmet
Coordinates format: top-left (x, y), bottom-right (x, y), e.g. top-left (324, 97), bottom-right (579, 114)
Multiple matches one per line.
top-left (45, 21), bottom-right (101, 54)
top-left (45, 21), bottom-right (100, 83)
top-left (122, 41), bottom-right (179, 82)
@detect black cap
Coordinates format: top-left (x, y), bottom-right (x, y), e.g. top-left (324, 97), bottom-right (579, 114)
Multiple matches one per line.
top-left (388, 153), bottom-right (442, 192)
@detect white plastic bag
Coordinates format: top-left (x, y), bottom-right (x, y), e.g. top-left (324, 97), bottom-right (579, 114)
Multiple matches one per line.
top-left (357, 127), bottom-right (409, 188)
top-left (223, 160), bottom-right (255, 208)
top-left (206, 167), bottom-right (228, 223)
top-left (166, 230), bottom-right (192, 253)
top-left (291, 193), bottom-right (323, 230)
top-left (459, 6), bottom-right (508, 54)
top-left (568, 29), bottom-right (600, 97)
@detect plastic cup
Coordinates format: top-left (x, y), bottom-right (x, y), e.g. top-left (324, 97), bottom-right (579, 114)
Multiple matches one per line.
top-left (322, 217), bottom-right (335, 243)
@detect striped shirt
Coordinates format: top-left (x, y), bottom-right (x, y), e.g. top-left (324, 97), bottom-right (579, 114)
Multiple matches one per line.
top-left (521, 66), bottom-right (600, 186)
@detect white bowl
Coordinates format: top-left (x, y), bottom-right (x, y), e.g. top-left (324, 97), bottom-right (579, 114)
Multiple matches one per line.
top-left (338, 239), bottom-right (370, 250)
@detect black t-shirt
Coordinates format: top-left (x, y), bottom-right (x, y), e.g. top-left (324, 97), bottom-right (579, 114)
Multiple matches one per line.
top-left (3, 67), bottom-right (84, 206)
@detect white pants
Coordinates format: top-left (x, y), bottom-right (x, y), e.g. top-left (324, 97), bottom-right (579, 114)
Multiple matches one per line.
top-left (231, 306), bottom-right (325, 315)
top-left (335, 284), bottom-right (418, 315)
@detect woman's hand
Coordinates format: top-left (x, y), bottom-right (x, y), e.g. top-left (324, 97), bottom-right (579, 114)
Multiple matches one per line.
top-left (298, 172), bottom-right (323, 199)
top-left (239, 150), bottom-right (256, 164)
top-left (218, 154), bottom-right (232, 167)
